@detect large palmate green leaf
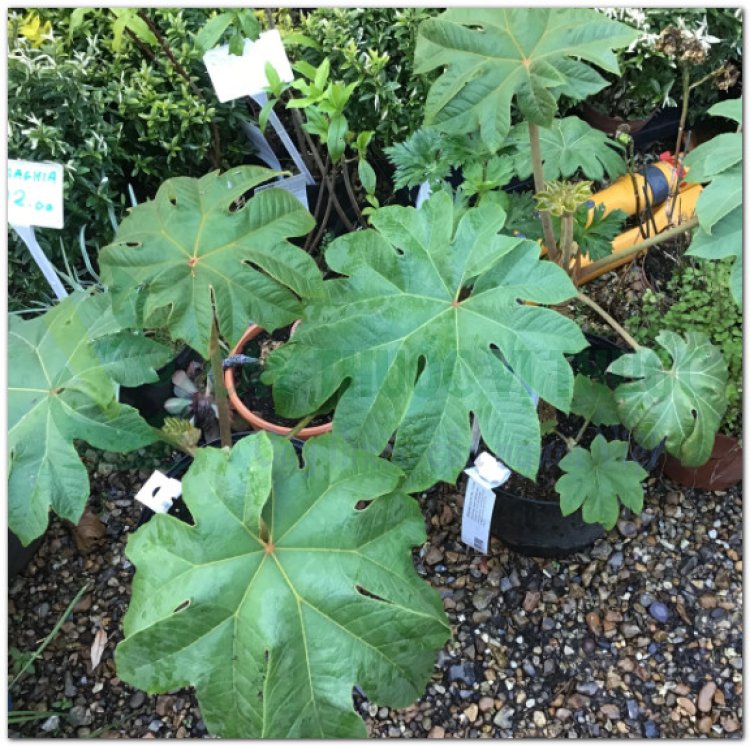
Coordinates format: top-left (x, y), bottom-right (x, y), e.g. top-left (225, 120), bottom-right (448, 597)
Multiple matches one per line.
top-left (510, 116), bottom-right (626, 181)
top-left (608, 331), bottom-right (727, 467)
top-left (556, 434), bottom-right (647, 530)
top-left (683, 98), bottom-right (743, 306)
top-left (264, 192), bottom-right (587, 490)
top-left (116, 433), bottom-right (450, 738)
top-left (99, 167), bottom-right (320, 356)
top-left (8, 292), bottom-right (163, 545)
top-left (414, 9), bottom-right (638, 151)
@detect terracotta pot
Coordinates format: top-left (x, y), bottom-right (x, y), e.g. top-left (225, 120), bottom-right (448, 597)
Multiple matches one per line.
top-left (662, 433), bottom-right (743, 491)
top-left (224, 324), bottom-right (332, 440)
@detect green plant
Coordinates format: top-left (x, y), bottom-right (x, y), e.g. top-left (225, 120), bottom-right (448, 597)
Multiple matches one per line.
top-left (116, 432), bottom-right (450, 737)
top-left (589, 9), bottom-right (741, 121)
top-left (627, 259), bottom-right (742, 436)
top-left (7, 8), bottom-right (249, 308)
top-left (276, 8), bottom-right (439, 146)
top-left (7, 290), bottom-right (172, 544)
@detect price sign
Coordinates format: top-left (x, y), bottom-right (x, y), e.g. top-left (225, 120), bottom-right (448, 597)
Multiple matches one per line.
top-left (7, 160), bottom-right (64, 229)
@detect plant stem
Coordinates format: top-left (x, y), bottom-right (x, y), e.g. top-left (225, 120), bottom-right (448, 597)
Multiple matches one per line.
top-left (528, 123), bottom-right (559, 260)
top-left (288, 106), bottom-right (356, 232)
top-left (666, 65), bottom-right (692, 223)
top-left (573, 415), bottom-right (593, 447)
top-left (578, 215), bottom-right (698, 282)
top-left (136, 9), bottom-right (222, 169)
top-left (286, 413), bottom-right (316, 440)
top-left (576, 292), bottom-right (640, 350)
top-left (340, 157), bottom-right (367, 227)
top-left (209, 314), bottom-right (233, 449)
top-left (559, 212), bottom-right (575, 275)
top-left (304, 153), bottom-right (331, 251)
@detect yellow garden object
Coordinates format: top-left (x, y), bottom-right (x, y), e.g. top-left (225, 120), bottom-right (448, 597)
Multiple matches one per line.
top-left (576, 183), bottom-right (702, 284)
top-left (587, 160), bottom-right (688, 224)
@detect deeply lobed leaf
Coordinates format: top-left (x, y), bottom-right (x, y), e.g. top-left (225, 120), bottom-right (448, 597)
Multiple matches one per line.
top-left (264, 192), bottom-right (587, 490)
top-left (8, 292), bottom-right (161, 545)
top-left (556, 434), bottom-right (647, 530)
top-left (569, 374), bottom-right (620, 426)
top-left (608, 331), bottom-right (727, 466)
top-left (415, 9), bottom-right (638, 151)
top-left (99, 167), bottom-right (321, 356)
top-left (116, 432), bottom-right (450, 738)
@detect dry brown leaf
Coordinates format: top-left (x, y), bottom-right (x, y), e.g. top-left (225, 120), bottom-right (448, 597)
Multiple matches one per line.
top-left (72, 509), bottom-right (106, 553)
top-left (90, 627), bottom-right (108, 671)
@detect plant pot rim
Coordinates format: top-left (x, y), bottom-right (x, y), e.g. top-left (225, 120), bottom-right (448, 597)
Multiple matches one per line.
top-left (225, 323), bottom-right (333, 440)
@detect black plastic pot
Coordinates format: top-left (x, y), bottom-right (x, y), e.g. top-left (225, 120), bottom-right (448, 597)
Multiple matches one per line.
top-left (136, 432), bottom-right (303, 527)
top-left (119, 346), bottom-right (202, 426)
top-left (9, 531), bottom-right (44, 579)
top-left (485, 333), bottom-right (662, 558)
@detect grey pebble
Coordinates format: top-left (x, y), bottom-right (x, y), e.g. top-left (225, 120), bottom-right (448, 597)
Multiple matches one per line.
top-left (41, 715), bottom-right (60, 732)
top-left (129, 691), bottom-right (146, 709)
top-left (626, 699), bottom-right (640, 719)
top-left (649, 601), bottom-right (669, 623)
top-left (607, 551), bottom-right (624, 569)
top-left (67, 706), bottom-right (93, 727)
top-left (644, 721), bottom-right (659, 738)
top-left (493, 707), bottom-right (514, 729)
top-left (148, 720), bottom-right (163, 733)
top-left (575, 681), bottom-right (599, 696)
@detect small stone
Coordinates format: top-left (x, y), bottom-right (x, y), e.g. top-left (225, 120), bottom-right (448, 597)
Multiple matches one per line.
top-left (600, 704), bottom-right (620, 720)
top-left (64, 671), bottom-right (77, 698)
top-left (617, 520), bottom-right (637, 538)
top-left (626, 699), bottom-right (639, 720)
top-left (591, 542), bottom-right (612, 561)
top-left (649, 601), bottom-right (669, 623)
top-left (697, 716), bottom-right (713, 734)
top-left (722, 715), bottom-right (740, 733)
top-left (576, 681), bottom-right (599, 696)
top-left (473, 588), bottom-right (496, 611)
top-left (67, 706), bottom-right (93, 727)
top-left (522, 591), bottom-right (541, 613)
top-left (677, 697), bottom-right (696, 716)
top-left (129, 691), bottom-right (146, 709)
top-left (465, 704), bottom-right (479, 722)
top-left (697, 682), bottom-right (717, 712)
top-left (608, 551), bottom-right (624, 570)
top-left (41, 716), bottom-right (60, 732)
top-left (148, 720), bottom-right (163, 733)
top-left (699, 593), bottom-right (718, 609)
top-left (555, 708), bottom-right (572, 722)
top-left (532, 711), bottom-right (546, 727)
top-left (493, 707), bottom-right (514, 729)
top-left (428, 725), bottom-right (445, 738)
top-left (479, 696), bottom-right (494, 713)
top-left (36, 602), bottom-right (50, 618)
top-left (643, 720), bottom-right (659, 738)
top-left (424, 546), bottom-right (443, 566)
top-left (582, 637), bottom-right (596, 655)
top-left (621, 624), bottom-right (641, 638)
top-left (586, 612), bottom-right (602, 636)
top-left (449, 662), bottom-right (476, 685)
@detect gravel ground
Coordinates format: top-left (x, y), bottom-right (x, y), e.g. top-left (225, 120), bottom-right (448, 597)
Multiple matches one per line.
top-left (8, 446), bottom-right (743, 738)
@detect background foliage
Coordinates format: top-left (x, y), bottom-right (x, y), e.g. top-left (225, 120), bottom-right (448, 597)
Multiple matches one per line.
top-left (7, 8), bottom-right (250, 310)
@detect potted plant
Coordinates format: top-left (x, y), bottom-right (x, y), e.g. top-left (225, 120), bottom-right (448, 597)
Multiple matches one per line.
top-left (262, 8), bottom-right (736, 551)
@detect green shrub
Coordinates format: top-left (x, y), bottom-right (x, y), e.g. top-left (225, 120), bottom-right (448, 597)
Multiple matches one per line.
top-left (7, 8), bottom-right (250, 310)
top-left (275, 8), bottom-right (438, 148)
top-left (627, 259), bottom-right (742, 436)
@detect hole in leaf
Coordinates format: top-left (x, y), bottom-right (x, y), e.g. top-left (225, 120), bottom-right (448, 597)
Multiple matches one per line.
top-left (355, 585), bottom-right (391, 604)
top-left (173, 599), bottom-right (190, 614)
top-left (354, 499), bottom-right (372, 511)
top-left (414, 355), bottom-right (427, 383)
top-left (125, 241), bottom-right (141, 248)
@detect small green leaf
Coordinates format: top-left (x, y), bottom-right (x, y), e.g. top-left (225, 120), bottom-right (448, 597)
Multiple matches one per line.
top-left (264, 62), bottom-right (282, 95)
top-left (327, 114), bottom-right (349, 162)
top-left (116, 432), bottom-right (450, 738)
top-left (608, 332), bottom-right (728, 466)
top-left (556, 434), bottom-right (647, 530)
top-left (358, 159), bottom-right (377, 195)
top-left (570, 374), bottom-right (620, 426)
top-left (314, 57), bottom-right (330, 91)
top-left (228, 29), bottom-right (245, 56)
top-left (235, 9), bottom-right (260, 41)
top-left (194, 12), bottom-right (234, 52)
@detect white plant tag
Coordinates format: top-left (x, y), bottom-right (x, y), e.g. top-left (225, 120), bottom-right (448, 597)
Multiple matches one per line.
top-left (8, 159), bottom-right (64, 228)
top-left (135, 471), bottom-right (182, 514)
top-left (460, 477), bottom-right (496, 554)
top-left (203, 30), bottom-right (293, 102)
top-left (461, 452), bottom-right (511, 553)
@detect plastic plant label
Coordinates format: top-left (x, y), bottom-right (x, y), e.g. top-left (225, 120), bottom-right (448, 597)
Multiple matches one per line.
top-left (255, 172), bottom-right (309, 210)
top-left (8, 159), bottom-right (64, 229)
top-left (460, 477), bottom-right (496, 554)
top-left (203, 29), bottom-right (293, 103)
top-left (134, 471), bottom-right (182, 514)
top-left (461, 452), bottom-right (511, 553)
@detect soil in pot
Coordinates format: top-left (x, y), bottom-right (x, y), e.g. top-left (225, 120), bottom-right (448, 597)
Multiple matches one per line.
top-left (233, 326), bottom-right (333, 430)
